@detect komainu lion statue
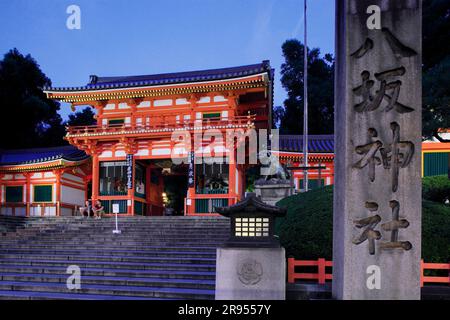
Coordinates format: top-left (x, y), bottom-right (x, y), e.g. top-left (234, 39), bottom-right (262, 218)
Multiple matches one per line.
top-left (257, 150), bottom-right (290, 181)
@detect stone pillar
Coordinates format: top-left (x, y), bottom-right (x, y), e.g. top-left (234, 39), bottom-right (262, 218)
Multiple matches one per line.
top-left (333, 0), bottom-right (422, 299)
top-left (216, 247), bottom-right (286, 300)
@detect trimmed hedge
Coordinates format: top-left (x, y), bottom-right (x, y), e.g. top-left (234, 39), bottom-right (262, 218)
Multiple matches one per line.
top-left (276, 180), bottom-right (450, 262)
top-left (275, 186), bottom-right (334, 260)
top-left (422, 175), bottom-right (450, 203)
top-left (422, 200), bottom-right (450, 262)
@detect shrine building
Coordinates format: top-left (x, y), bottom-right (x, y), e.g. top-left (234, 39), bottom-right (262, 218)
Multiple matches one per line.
top-left (43, 61), bottom-right (275, 216)
top-left (0, 146), bottom-right (90, 217)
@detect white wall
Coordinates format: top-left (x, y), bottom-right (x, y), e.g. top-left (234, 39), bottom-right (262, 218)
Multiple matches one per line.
top-left (60, 207), bottom-right (73, 217)
top-left (61, 185), bottom-right (85, 206)
top-left (29, 206), bottom-right (56, 217)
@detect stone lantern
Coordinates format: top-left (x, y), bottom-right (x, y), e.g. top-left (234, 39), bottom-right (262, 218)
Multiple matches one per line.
top-left (214, 193), bottom-right (287, 300)
top-left (215, 193), bottom-right (286, 248)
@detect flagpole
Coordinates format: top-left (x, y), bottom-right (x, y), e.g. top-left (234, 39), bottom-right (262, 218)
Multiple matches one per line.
top-left (303, 0), bottom-right (309, 192)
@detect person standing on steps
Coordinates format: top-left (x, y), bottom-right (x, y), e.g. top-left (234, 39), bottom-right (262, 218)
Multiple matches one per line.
top-left (92, 200), bottom-right (105, 220)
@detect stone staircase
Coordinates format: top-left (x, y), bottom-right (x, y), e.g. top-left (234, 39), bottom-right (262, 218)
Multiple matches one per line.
top-left (0, 215), bottom-right (229, 300)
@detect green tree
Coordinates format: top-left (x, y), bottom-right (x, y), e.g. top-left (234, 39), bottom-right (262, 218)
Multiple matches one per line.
top-left (0, 48), bottom-right (65, 148)
top-left (422, 0), bottom-right (450, 141)
top-left (278, 40), bottom-right (334, 135)
top-left (67, 107), bottom-right (97, 127)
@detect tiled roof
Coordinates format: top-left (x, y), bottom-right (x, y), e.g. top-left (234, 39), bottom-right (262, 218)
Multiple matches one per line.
top-left (44, 61), bottom-right (273, 92)
top-left (279, 135), bottom-right (334, 153)
top-left (0, 146), bottom-right (89, 166)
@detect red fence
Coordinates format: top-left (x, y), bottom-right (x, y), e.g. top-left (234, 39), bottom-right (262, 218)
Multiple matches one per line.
top-left (288, 258), bottom-right (450, 287)
top-left (420, 260), bottom-right (450, 287)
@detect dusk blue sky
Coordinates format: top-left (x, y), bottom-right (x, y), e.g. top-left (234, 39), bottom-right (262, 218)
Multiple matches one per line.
top-left (0, 0), bottom-right (335, 119)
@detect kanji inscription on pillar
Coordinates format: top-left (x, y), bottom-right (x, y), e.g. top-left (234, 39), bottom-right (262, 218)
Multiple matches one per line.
top-left (333, 0), bottom-right (422, 300)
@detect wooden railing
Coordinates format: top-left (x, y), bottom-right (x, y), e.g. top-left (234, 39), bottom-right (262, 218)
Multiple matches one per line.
top-left (420, 260), bottom-right (450, 287)
top-left (288, 258), bottom-right (450, 287)
top-left (287, 258), bottom-right (333, 284)
top-left (67, 115), bottom-right (256, 136)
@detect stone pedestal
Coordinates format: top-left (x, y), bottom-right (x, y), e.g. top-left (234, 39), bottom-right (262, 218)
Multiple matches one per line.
top-left (333, 0), bottom-right (422, 299)
top-left (254, 180), bottom-right (292, 206)
top-left (215, 247), bottom-right (286, 300)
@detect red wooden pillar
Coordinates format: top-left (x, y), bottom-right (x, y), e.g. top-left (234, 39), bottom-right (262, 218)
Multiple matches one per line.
top-left (420, 259), bottom-right (424, 288)
top-left (55, 170), bottom-right (61, 216)
top-left (24, 173), bottom-right (31, 217)
top-left (287, 258), bottom-right (295, 283)
top-left (91, 153), bottom-right (99, 203)
top-left (229, 150), bottom-right (237, 205)
top-left (318, 258), bottom-right (326, 284)
top-left (145, 165), bottom-right (151, 216)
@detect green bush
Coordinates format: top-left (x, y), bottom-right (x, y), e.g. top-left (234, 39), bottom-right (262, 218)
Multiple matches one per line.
top-left (422, 200), bottom-right (450, 262)
top-left (275, 181), bottom-right (450, 262)
top-left (422, 175), bottom-right (450, 203)
top-left (275, 186), bottom-right (333, 260)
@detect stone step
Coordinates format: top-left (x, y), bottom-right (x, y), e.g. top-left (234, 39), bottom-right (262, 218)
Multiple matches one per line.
top-left (0, 248), bottom-right (216, 258)
top-left (0, 259), bottom-right (216, 272)
top-left (4, 228), bottom-right (229, 233)
top-left (0, 241), bottom-right (225, 247)
top-left (0, 281), bottom-right (214, 299)
top-left (0, 265), bottom-right (215, 280)
top-left (0, 254), bottom-right (216, 264)
top-left (0, 215), bottom-right (227, 300)
top-left (0, 290), bottom-right (170, 300)
top-left (7, 234), bottom-right (229, 241)
top-left (3, 225), bottom-right (228, 231)
top-left (2, 237), bottom-right (228, 242)
top-left (0, 244), bottom-right (219, 252)
top-left (0, 272), bottom-right (215, 289)
top-left (3, 221), bottom-right (227, 227)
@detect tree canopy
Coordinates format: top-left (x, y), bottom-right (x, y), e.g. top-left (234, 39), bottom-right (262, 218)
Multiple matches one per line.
top-left (0, 49), bottom-right (65, 148)
top-left (276, 40), bottom-right (334, 135)
top-left (67, 107), bottom-right (96, 127)
top-left (422, 0), bottom-right (450, 141)
top-left (277, 2), bottom-right (449, 139)
top-left (0, 49), bottom-right (97, 149)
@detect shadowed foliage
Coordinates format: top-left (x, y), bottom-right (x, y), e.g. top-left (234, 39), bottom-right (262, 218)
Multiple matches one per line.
top-left (67, 107), bottom-right (97, 127)
top-left (422, 0), bottom-right (450, 140)
top-left (0, 49), bottom-right (65, 148)
top-left (275, 180), bottom-right (450, 262)
top-left (276, 40), bottom-right (334, 135)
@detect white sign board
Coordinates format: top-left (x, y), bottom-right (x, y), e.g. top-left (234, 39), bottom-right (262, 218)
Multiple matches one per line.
top-left (112, 204), bottom-right (120, 214)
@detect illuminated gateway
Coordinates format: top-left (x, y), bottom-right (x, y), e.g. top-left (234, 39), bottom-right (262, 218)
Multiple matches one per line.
top-left (43, 61), bottom-right (275, 216)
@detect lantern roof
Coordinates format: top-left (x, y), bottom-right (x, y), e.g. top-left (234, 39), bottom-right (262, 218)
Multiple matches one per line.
top-left (215, 193), bottom-right (287, 217)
